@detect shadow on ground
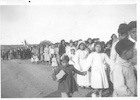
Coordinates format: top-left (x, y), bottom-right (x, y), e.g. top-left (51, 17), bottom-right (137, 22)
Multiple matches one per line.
top-left (45, 89), bottom-right (112, 98)
top-left (45, 91), bottom-right (61, 97)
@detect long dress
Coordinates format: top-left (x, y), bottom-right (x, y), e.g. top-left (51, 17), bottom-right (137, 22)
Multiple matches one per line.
top-left (44, 47), bottom-right (50, 61)
top-left (74, 49), bottom-right (90, 87)
top-left (59, 44), bottom-right (66, 57)
top-left (84, 52), bottom-right (110, 89)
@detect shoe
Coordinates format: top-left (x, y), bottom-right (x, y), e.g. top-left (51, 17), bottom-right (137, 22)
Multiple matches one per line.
top-left (91, 93), bottom-right (96, 97)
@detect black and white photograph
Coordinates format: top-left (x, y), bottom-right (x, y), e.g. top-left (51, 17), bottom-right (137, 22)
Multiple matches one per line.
top-left (0, 0), bottom-right (139, 99)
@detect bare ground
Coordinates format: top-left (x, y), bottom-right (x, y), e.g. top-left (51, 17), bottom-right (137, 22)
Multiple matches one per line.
top-left (1, 59), bottom-right (111, 98)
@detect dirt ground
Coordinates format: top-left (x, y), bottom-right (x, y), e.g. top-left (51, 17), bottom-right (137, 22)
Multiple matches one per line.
top-left (1, 59), bottom-right (111, 98)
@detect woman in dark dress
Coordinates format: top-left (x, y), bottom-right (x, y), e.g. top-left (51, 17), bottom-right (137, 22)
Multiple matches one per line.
top-left (59, 40), bottom-right (66, 57)
top-left (52, 55), bottom-right (87, 97)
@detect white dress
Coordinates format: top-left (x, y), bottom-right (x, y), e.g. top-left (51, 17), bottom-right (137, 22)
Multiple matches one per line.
top-left (49, 48), bottom-right (55, 56)
top-left (68, 53), bottom-right (75, 66)
top-left (84, 52), bottom-right (110, 89)
top-left (75, 49), bottom-right (90, 87)
top-left (51, 57), bottom-right (58, 67)
top-left (31, 55), bottom-right (39, 62)
top-left (44, 47), bottom-right (50, 61)
top-left (66, 46), bottom-right (76, 56)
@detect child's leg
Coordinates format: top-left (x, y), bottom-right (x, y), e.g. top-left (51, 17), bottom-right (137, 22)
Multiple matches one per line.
top-left (67, 92), bottom-right (73, 97)
top-left (61, 92), bottom-right (68, 97)
top-left (99, 89), bottom-right (103, 97)
top-left (46, 61), bottom-right (49, 65)
top-left (93, 89), bottom-right (99, 96)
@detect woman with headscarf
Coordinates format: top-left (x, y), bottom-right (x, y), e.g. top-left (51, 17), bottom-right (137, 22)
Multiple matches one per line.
top-left (74, 41), bottom-right (90, 88)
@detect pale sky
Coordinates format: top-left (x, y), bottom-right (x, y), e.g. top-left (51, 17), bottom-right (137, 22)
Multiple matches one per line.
top-left (1, 5), bottom-right (136, 45)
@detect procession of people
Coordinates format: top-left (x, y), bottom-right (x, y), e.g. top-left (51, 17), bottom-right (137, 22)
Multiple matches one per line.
top-left (1, 21), bottom-right (137, 98)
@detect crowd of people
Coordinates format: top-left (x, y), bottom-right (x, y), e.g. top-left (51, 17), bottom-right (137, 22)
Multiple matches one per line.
top-left (52, 21), bottom-right (137, 97)
top-left (1, 20), bottom-right (137, 98)
top-left (1, 47), bottom-right (32, 60)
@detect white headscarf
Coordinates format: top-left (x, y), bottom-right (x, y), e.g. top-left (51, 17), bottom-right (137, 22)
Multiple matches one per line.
top-left (77, 41), bottom-right (86, 50)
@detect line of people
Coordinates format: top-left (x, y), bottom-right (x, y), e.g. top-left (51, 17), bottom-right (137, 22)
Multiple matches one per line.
top-left (52, 21), bottom-right (137, 97)
top-left (1, 47), bottom-right (32, 60)
top-left (1, 20), bottom-right (137, 98)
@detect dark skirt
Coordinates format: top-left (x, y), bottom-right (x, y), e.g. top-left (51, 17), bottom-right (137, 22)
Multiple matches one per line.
top-left (57, 74), bottom-right (78, 93)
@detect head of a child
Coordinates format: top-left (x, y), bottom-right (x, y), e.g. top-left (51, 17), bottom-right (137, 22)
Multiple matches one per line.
top-left (69, 41), bottom-right (74, 47)
top-left (74, 41), bottom-right (78, 47)
top-left (118, 23), bottom-right (129, 40)
top-left (128, 21), bottom-right (137, 41)
top-left (115, 39), bottom-right (134, 60)
top-left (61, 39), bottom-right (65, 45)
top-left (87, 38), bottom-right (92, 44)
top-left (111, 34), bottom-right (117, 40)
top-left (106, 41), bottom-right (112, 49)
top-left (78, 42), bottom-right (86, 50)
top-left (71, 49), bottom-right (75, 55)
top-left (94, 42), bottom-right (103, 53)
top-left (61, 55), bottom-right (69, 67)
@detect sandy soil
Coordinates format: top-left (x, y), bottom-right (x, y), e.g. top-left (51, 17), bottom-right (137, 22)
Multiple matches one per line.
top-left (1, 59), bottom-right (111, 98)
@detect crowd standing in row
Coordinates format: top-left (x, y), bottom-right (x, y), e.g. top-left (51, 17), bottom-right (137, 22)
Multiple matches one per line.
top-left (1, 21), bottom-right (137, 98)
top-left (52, 21), bottom-right (137, 97)
top-left (1, 47), bottom-right (32, 60)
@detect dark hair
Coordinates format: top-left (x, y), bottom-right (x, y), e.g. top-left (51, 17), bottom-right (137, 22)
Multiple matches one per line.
top-left (93, 41), bottom-right (104, 53)
top-left (69, 40), bottom-right (73, 43)
top-left (118, 23), bottom-right (128, 35)
top-left (111, 34), bottom-right (117, 39)
top-left (61, 39), bottom-right (65, 44)
top-left (106, 41), bottom-right (112, 47)
top-left (78, 42), bottom-right (87, 50)
top-left (86, 38), bottom-right (93, 44)
top-left (128, 21), bottom-right (137, 31)
top-left (115, 39), bottom-right (134, 56)
top-left (61, 55), bottom-right (69, 62)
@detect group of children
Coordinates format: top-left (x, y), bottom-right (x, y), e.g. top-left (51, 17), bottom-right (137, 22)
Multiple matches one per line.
top-left (52, 21), bottom-right (137, 97)
top-left (31, 44), bottom-right (60, 70)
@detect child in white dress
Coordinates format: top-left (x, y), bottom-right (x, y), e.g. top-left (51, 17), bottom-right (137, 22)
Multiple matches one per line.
top-left (50, 44), bottom-right (55, 57)
top-left (68, 49), bottom-right (76, 66)
top-left (84, 42), bottom-right (110, 97)
top-left (75, 41), bottom-right (90, 88)
top-left (51, 54), bottom-right (58, 71)
top-left (31, 55), bottom-right (39, 63)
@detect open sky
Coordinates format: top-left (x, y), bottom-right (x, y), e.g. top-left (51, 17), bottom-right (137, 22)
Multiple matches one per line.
top-left (1, 4), bottom-right (136, 45)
